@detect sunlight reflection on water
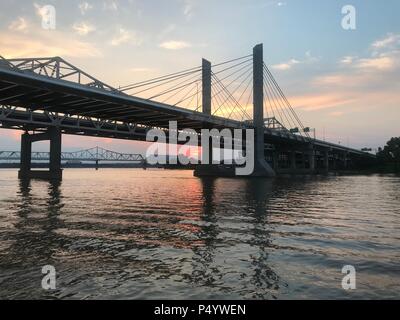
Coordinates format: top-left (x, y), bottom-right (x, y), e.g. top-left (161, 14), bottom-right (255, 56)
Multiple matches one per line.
top-left (0, 169), bottom-right (399, 299)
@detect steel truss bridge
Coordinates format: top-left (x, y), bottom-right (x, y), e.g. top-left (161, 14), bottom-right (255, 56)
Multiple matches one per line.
top-left (0, 146), bottom-right (145, 163)
top-left (0, 44), bottom-right (374, 179)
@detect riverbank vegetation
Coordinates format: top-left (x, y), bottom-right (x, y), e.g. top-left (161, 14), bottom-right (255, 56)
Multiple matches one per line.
top-left (376, 137), bottom-right (400, 173)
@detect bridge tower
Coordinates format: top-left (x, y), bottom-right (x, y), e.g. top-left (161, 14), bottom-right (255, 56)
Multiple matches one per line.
top-left (18, 127), bottom-right (62, 180)
top-left (195, 44), bottom-right (276, 177)
top-left (202, 58), bottom-right (212, 116)
top-left (251, 44), bottom-right (276, 177)
top-left (200, 58), bottom-right (213, 166)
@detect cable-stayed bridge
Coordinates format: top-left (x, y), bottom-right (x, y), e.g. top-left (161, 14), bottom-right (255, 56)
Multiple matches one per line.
top-left (0, 44), bottom-right (374, 180)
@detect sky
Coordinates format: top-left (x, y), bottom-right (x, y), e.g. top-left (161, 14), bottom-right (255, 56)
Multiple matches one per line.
top-left (0, 0), bottom-right (399, 153)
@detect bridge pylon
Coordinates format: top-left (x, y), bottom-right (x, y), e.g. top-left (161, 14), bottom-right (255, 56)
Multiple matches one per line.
top-left (194, 44), bottom-right (276, 178)
top-left (251, 44), bottom-right (276, 177)
top-left (18, 127), bottom-right (62, 180)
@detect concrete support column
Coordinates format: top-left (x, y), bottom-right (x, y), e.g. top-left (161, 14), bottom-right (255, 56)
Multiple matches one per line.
top-left (202, 58), bottom-right (212, 116)
top-left (200, 134), bottom-right (214, 165)
top-left (220, 136), bottom-right (225, 164)
top-left (18, 132), bottom-right (32, 179)
top-left (309, 149), bottom-right (315, 171)
top-left (332, 154), bottom-right (337, 170)
top-left (200, 58), bottom-right (213, 166)
top-left (323, 150), bottom-right (329, 171)
top-left (18, 128), bottom-right (63, 180)
top-left (301, 153), bottom-right (307, 169)
top-left (290, 151), bottom-right (296, 170)
top-left (252, 44), bottom-right (275, 177)
top-left (273, 151), bottom-right (279, 170)
top-left (49, 127), bottom-right (62, 178)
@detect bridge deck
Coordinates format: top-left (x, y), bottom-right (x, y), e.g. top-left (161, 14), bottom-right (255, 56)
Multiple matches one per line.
top-left (0, 59), bottom-right (372, 158)
top-left (0, 66), bottom-right (242, 131)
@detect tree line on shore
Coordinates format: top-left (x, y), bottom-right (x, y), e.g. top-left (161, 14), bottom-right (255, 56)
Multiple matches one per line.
top-left (376, 137), bottom-right (400, 173)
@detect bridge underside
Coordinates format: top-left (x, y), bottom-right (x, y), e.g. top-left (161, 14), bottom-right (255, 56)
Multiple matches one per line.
top-left (0, 105), bottom-right (375, 180)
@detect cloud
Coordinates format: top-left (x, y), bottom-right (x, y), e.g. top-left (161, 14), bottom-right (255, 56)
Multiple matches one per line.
top-left (289, 93), bottom-right (357, 111)
top-left (271, 51), bottom-right (319, 71)
top-left (372, 33), bottom-right (400, 50)
top-left (329, 111), bottom-right (345, 117)
top-left (314, 73), bottom-right (368, 87)
top-left (272, 59), bottom-right (300, 70)
top-left (130, 67), bottom-right (156, 73)
top-left (259, 1), bottom-right (287, 8)
top-left (159, 40), bottom-right (191, 50)
top-left (110, 28), bottom-right (141, 46)
top-left (340, 55), bottom-right (357, 65)
top-left (286, 33), bottom-right (400, 118)
top-left (103, 0), bottom-right (118, 11)
top-left (337, 33), bottom-right (400, 72)
top-left (73, 22), bottom-right (96, 36)
top-left (3, 5), bottom-right (102, 59)
top-left (160, 24), bottom-right (176, 37)
top-left (8, 17), bottom-right (28, 32)
top-left (79, 2), bottom-right (93, 15)
top-left (0, 30), bottom-right (102, 58)
top-left (355, 55), bottom-right (396, 71)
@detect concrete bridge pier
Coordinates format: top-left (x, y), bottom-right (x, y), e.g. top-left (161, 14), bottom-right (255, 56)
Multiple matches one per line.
top-left (18, 127), bottom-right (62, 180)
top-left (323, 150), bottom-right (330, 172)
top-left (308, 146), bottom-right (315, 172)
top-left (290, 151), bottom-right (296, 170)
top-left (332, 154), bottom-right (338, 170)
top-left (272, 150), bottom-right (279, 171)
top-left (343, 152), bottom-right (349, 169)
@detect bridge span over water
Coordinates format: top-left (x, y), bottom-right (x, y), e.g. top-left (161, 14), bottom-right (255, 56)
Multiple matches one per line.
top-left (0, 44), bottom-right (374, 180)
top-left (0, 146), bottom-right (145, 163)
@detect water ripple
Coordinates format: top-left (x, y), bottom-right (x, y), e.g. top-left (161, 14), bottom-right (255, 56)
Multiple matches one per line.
top-left (0, 169), bottom-right (399, 299)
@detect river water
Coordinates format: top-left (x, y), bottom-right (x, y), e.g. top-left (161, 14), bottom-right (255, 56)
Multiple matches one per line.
top-left (0, 169), bottom-right (399, 299)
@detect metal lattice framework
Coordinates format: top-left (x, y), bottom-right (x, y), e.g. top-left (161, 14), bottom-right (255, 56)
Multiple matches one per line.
top-left (264, 117), bottom-right (287, 131)
top-left (0, 146), bottom-right (145, 162)
top-left (0, 56), bottom-right (116, 92)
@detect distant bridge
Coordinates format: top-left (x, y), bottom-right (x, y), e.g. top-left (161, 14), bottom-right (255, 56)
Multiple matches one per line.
top-left (0, 146), bottom-right (145, 163)
top-left (0, 44), bottom-right (374, 180)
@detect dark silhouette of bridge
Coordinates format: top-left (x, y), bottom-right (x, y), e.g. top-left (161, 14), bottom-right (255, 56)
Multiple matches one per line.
top-left (0, 44), bottom-right (374, 180)
top-left (0, 146), bottom-right (145, 163)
